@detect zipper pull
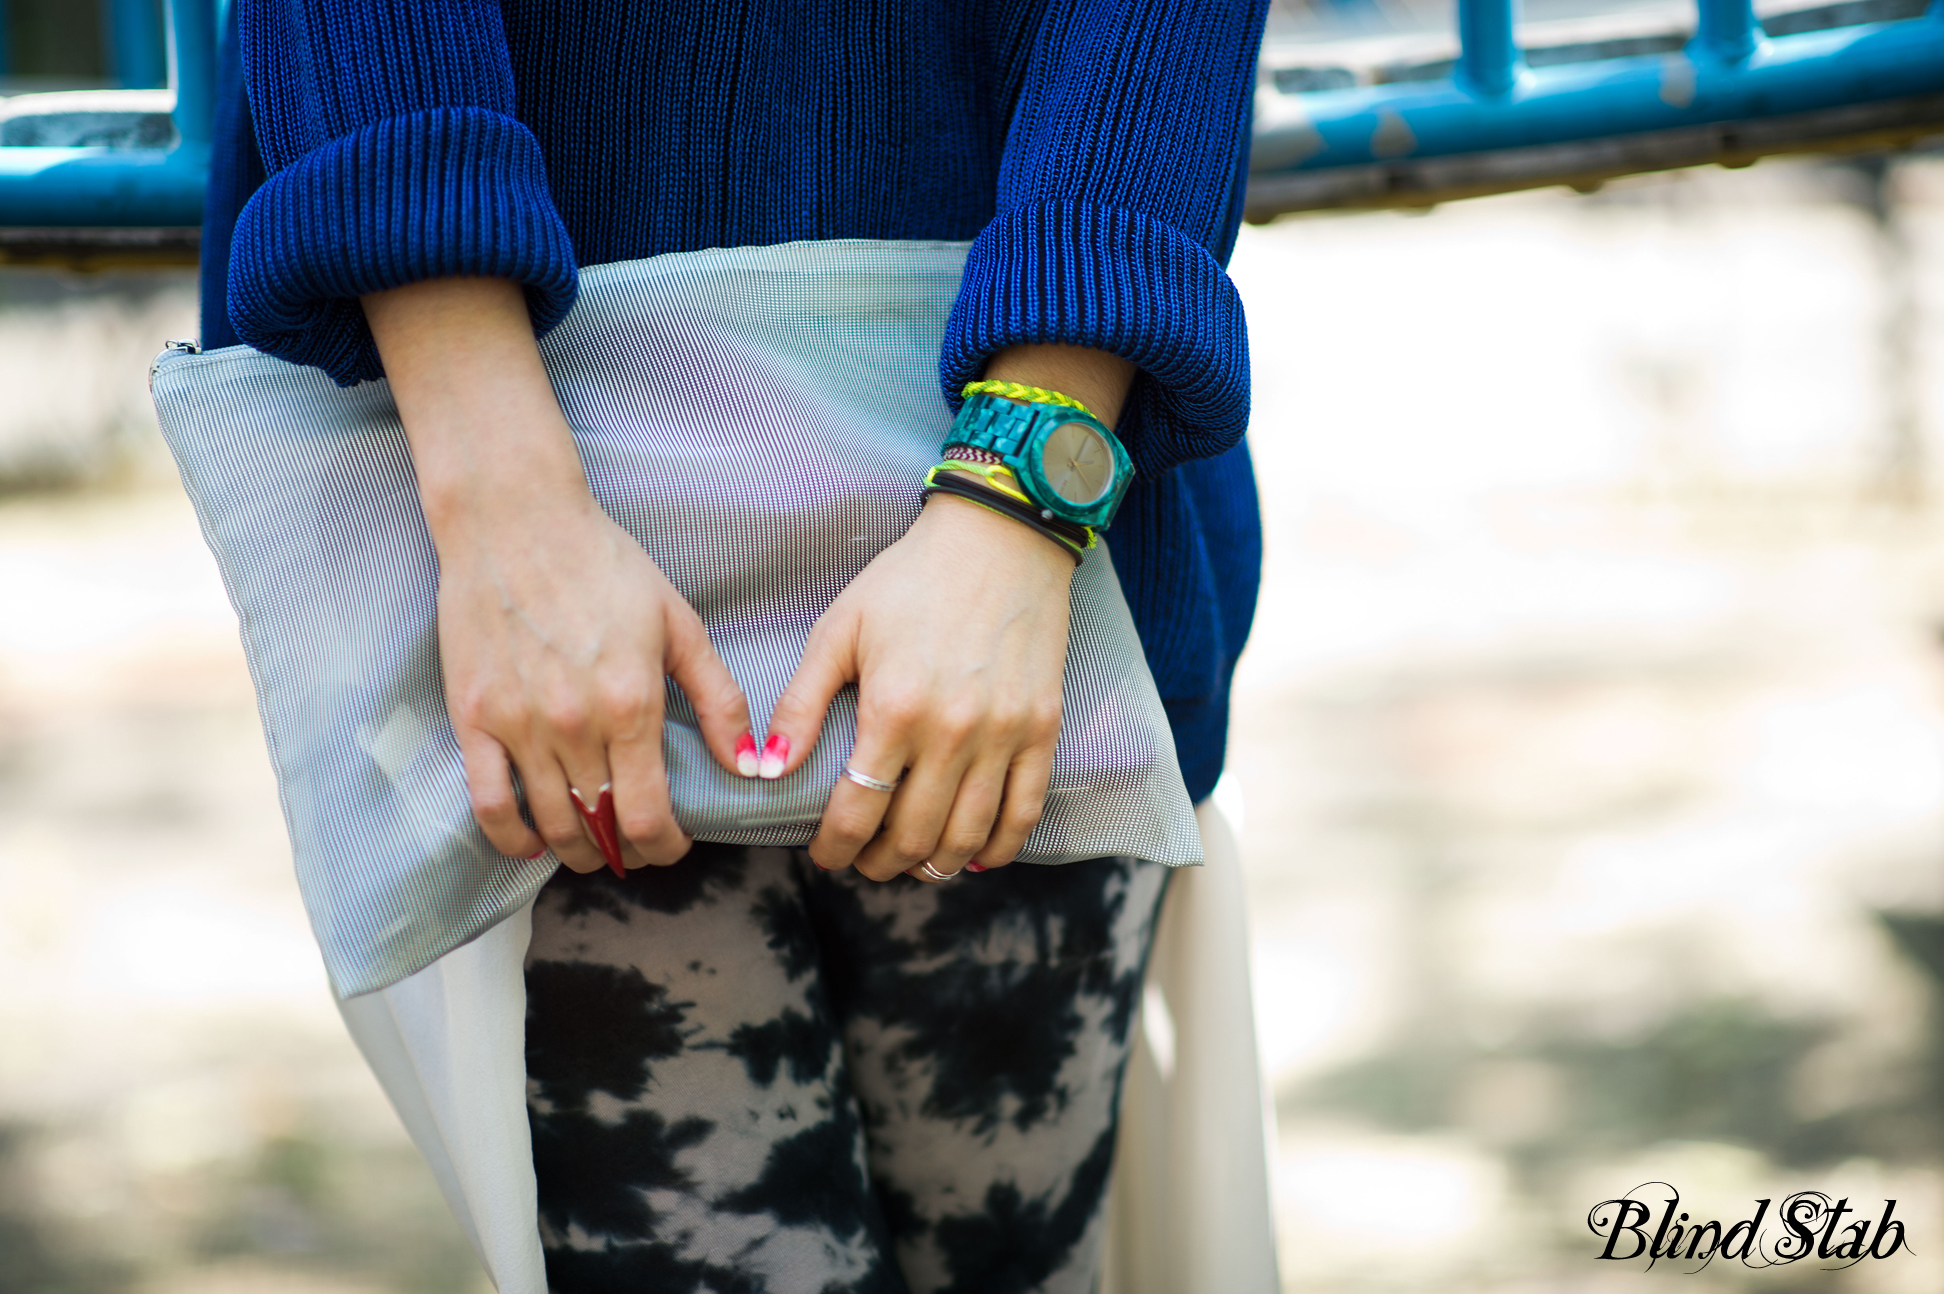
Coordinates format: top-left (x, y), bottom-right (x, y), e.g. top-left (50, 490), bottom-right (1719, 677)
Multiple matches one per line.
top-left (150, 338), bottom-right (202, 391)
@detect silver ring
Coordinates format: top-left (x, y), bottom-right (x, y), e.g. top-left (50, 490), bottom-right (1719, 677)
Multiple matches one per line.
top-left (917, 860), bottom-right (957, 883)
top-left (842, 765), bottom-right (899, 793)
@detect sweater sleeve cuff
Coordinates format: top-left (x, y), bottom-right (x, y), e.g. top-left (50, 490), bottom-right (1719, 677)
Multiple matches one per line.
top-left (227, 106), bottom-right (578, 386)
top-left (940, 201), bottom-right (1250, 479)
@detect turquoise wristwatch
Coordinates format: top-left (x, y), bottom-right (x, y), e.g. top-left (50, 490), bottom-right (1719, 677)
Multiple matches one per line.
top-left (945, 391), bottom-right (1135, 529)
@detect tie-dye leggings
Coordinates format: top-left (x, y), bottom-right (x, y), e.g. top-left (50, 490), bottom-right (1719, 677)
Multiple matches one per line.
top-left (523, 842), bottom-right (1168, 1293)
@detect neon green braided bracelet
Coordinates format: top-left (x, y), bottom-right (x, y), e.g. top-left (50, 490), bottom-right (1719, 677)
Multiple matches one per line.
top-left (960, 380), bottom-right (1095, 418)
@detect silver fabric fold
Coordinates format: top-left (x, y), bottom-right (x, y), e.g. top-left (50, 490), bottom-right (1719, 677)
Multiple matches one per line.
top-left (151, 239), bottom-right (1201, 1000)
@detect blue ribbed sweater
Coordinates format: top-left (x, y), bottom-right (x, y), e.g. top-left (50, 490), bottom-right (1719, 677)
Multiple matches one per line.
top-left (200, 0), bottom-right (1267, 803)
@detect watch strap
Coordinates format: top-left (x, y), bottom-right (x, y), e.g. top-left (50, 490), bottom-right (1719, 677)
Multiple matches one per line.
top-left (945, 393), bottom-right (1132, 528)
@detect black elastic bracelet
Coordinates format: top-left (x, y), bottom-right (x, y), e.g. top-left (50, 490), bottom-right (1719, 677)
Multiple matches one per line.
top-left (929, 471), bottom-right (1095, 548)
top-left (923, 475), bottom-right (1089, 565)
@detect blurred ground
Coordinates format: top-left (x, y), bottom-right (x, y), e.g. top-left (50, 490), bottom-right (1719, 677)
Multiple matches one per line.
top-left (1234, 156), bottom-right (1944, 1291)
top-left (5, 154), bottom-right (1944, 1289)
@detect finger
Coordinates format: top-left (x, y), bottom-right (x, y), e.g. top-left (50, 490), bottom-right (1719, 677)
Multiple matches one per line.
top-left (763, 610), bottom-right (860, 780)
top-left (910, 753), bottom-right (1009, 879)
top-left (565, 777), bottom-right (627, 879)
top-left (807, 732), bottom-right (908, 874)
top-left (662, 599), bottom-right (756, 778)
top-left (853, 752), bottom-right (967, 883)
top-left (609, 722), bottom-right (692, 867)
top-left (455, 726), bottom-right (546, 859)
top-left (852, 685), bottom-right (984, 881)
top-left (544, 677), bottom-right (629, 876)
top-left (518, 751), bottom-right (607, 874)
top-left (968, 743), bottom-right (1055, 871)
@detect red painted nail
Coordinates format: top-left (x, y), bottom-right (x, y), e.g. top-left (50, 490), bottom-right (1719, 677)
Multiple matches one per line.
top-left (965, 862), bottom-right (987, 873)
top-left (735, 732), bottom-right (760, 778)
top-left (759, 733), bottom-right (790, 780)
top-left (522, 848), bottom-right (549, 861)
top-left (569, 783), bottom-right (627, 878)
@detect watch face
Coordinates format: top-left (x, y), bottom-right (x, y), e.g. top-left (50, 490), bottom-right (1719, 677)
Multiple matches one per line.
top-left (1040, 420), bottom-right (1115, 506)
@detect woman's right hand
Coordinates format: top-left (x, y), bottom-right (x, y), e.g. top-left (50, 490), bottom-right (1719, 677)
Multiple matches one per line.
top-left (364, 278), bottom-right (754, 872)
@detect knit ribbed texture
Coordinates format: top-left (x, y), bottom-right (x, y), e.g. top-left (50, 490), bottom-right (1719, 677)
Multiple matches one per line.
top-left (206, 0), bottom-right (1269, 800)
top-left (198, 10), bottom-right (262, 354)
top-left (231, 107), bottom-right (578, 382)
top-left (943, 202), bottom-right (1249, 479)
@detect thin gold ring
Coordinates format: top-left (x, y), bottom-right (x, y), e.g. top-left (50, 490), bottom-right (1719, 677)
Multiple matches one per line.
top-left (917, 860), bottom-right (956, 883)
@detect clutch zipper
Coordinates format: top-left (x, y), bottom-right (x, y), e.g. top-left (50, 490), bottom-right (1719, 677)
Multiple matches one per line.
top-left (149, 338), bottom-right (201, 391)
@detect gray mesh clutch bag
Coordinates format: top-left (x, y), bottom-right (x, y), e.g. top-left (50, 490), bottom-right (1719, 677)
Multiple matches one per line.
top-left (150, 239), bottom-right (1201, 999)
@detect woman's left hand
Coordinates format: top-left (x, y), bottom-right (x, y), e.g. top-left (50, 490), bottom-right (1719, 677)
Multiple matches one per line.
top-left (762, 491), bottom-right (1075, 879)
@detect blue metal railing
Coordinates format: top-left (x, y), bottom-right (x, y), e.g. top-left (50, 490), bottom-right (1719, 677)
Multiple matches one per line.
top-left (0, 0), bottom-right (212, 228)
top-left (0, 0), bottom-right (1940, 238)
top-left (107, 0), bottom-right (170, 91)
top-left (1694, 0), bottom-right (1765, 63)
top-left (1256, 19), bottom-right (1944, 167)
top-left (1456, 0), bottom-right (1527, 97)
top-left (0, 1), bottom-right (170, 89)
top-left (1250, 0), bottom-right (1944, 213)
